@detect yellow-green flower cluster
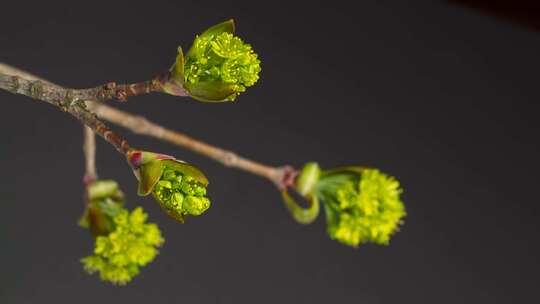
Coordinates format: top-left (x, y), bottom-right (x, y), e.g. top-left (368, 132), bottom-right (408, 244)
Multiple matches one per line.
top-left (184, 31), bottom-right (260, 100)
top-left (285, 163), bottom-right (406, 248)
top-left (153, 167), bottom-right (210, 219)
top-left (168, 19), bottom-right (260, 102)
top-left (323, 169), bottom-right (405, 247)
top-left (81, 207), bottom-right (164, 285)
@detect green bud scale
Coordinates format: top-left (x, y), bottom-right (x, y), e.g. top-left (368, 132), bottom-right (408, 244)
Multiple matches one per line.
top-left (295, 162), bottom-right (321, 196)
top-left (79, 179), bottom-right (126, 237)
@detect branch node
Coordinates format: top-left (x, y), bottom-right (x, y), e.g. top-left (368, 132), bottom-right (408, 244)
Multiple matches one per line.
top-left (115, 89), bottom-right (128, 102)
top-left (105, 82), bottom-right (116, 90)
top-left (96, 82), bottom-right (117, 101)
top-left (63, 89), bottom-right (74, 110)
top-left (275, 166), bottom-right (298, 190)
top-left (83, 173), bottom-right (96, 185)
top-left (29, 80), bottom-right (44, 99)
top-left (220, 151), bottom-right (238, 166)
top-left (10, 75), bottom-right (20, 92)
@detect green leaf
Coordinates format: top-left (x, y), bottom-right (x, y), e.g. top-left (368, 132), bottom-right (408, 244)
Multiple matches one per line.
top-left (295, 162), bottom-right (321, 196)
top-left (98, 200), bottom-right (124, 218)
top-left (155, 199), bottom-right (186, 223)
top-left (200, 19), bottom-right (235, 40)
top-left (169, 46), bottom-right (185, 84)
top-left (88, 180), bottom-right (119, 200)
top-left (185, 19), bottom-right (236, 60)
top-left (281, 189), bottom-right (320, 225)
top-left (321, 166), bottom-right (366, 177)
top-left (86, 205), bottom-right (114, 237)
top-left (137, 161), bottom-right (164, 196)
top-left (161, 159), bottom-right (208, 186)
top-left (78, 208), bottom-right (90, 228)
top-left (323, 201), bottom-right (339, 236)
top-left (184, 80), bottom-right (238, 102)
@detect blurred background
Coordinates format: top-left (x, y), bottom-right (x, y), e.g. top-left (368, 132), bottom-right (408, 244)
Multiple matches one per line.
top-left (1, 0), bottom-right (539, 303)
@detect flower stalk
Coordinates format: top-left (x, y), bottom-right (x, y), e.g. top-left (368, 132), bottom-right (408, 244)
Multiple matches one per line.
top-left (83, 126), bottom-right (98, 184)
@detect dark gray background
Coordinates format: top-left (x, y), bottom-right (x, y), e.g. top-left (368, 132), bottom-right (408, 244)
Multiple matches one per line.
top-left (1, 1), bottom-right (539, 303)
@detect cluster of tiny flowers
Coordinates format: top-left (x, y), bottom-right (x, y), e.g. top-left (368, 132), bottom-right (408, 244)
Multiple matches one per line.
top-left (153, 167), bottom-right (210, 218)
top-left (327, 169), bottom-right (406, 247)
top-left (184, 32), bottom-right (261, 100)
top-left (82, 207), bottom-right (164, 285)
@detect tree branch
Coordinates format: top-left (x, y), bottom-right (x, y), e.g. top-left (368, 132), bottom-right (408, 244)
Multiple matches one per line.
top-left (0, 63), bottom-right (297, 189)
top-left (0, 70), bottom-right (131, 155)
top-left (76, 74), bottom-right (185, 103)
top-left (88, 102), bottom-right (297, 188)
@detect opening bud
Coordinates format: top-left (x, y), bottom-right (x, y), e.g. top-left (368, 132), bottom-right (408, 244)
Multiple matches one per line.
top-left (127, 150), bottom-right (210, 223)
top-left (166, 19), bottom-right (261, 102)
top-left (316, 167), bottom-right (406, 247)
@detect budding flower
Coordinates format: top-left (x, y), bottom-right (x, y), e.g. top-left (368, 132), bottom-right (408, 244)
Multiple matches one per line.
top-left (166, 19), bottom-right (261, 102)
top-left (127, 150), bottom-right (210, 222)
top-left (287, 163), bottom-right (406, 248)
top-left (81, 207), bottom-right (164, 285)
top-left (79, 179), bottom-right (126, 236)
top-left (322, 168), bottom-right (405, 247)
top-left (80, 180), bottom-right (164, 285)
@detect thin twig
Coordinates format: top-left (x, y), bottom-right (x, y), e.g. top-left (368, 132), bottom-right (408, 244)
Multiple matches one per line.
top-left (75, 74), bottom-right (186, 103)
top-left (0, 63), bottom-right (297, 189)
top-left (0, 68), bottom-right (131, 155)
top-left (88, 102), bottom-right (297, 188)
top-left (83, 126), bottom-right (98, 183)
